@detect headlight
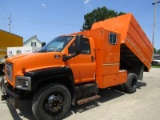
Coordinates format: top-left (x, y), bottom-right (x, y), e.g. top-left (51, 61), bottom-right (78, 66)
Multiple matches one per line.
top-left (16, 76), bottom-right (31, 91)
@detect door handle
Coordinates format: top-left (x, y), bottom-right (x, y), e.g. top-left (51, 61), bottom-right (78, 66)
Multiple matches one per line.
top-left (91, 56), bottom-right (94, 62)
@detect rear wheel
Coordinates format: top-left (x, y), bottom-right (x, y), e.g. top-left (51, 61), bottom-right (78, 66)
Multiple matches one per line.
top-left (124, 73), bottom-right (137, 93)
top-left (32, 83), bottom-right (71, 120)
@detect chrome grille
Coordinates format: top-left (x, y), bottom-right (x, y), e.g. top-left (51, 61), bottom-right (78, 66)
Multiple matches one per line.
top-left (6, 62), bottom-right (13, 81)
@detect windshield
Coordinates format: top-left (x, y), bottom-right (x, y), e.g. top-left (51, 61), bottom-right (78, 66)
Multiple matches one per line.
top-left (38, 36), bottom-right (74, 52)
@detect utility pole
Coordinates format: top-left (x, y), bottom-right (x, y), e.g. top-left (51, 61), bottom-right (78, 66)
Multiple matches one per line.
top-left (152, 0), bottom-right (160, 48)
top-left (8, 14), bottom-right (12, 32)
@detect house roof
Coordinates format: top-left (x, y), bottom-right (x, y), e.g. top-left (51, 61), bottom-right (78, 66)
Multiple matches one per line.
top-left (23, 35), bottom-right (42, 45)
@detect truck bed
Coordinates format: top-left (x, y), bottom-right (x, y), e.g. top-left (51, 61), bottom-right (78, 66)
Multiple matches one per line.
top-left (92, 13), bottom-right (153, 71)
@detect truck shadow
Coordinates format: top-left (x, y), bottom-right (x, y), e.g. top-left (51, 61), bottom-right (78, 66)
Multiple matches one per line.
top-left (65, 88), bottom-right (125, 119)
top-left (65, 81), bottom-right (147, 119)
top-left (6, 81), bottom-right (147, 120)
top-left (7, 99), bottom-right (36, 120)
top-left (137, 81), bottom-right (147, 89)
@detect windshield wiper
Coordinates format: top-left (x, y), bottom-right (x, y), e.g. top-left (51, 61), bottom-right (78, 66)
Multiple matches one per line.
top-left (38, 49), bottom-right (47, 52)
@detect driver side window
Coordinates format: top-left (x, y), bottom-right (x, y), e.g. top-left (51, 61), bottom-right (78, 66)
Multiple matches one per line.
top-left (81, 38), bottom-right (91, 54)
top-left (68, 37), bottom-right (91, 54)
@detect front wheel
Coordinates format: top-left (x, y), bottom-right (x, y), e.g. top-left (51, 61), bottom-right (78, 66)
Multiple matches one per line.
top-left (32, 83), bottom-right (71, 120)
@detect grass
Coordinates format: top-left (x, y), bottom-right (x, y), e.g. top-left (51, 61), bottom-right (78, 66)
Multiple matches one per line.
top-left (152, 65), bottom-right (160, 68)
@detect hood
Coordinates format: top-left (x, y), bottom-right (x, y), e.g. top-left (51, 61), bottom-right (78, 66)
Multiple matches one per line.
top-left (6, 52), bottom-right (63, 75)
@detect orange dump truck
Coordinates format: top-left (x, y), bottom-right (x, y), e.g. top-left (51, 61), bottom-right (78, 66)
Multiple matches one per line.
top-left (1, 13), bottom-right (153, 120)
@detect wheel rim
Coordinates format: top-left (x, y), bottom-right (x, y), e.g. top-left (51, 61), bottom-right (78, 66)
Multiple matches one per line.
top-left (44, 94), bottom-right (63, 114)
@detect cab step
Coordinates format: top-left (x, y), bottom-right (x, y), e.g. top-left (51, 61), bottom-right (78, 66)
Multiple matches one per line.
top-left (77, 95), bottom-right (101, 105)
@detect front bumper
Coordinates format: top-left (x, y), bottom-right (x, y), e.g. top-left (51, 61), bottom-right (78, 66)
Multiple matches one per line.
top-left (0, 77), bottom-right (19, 108)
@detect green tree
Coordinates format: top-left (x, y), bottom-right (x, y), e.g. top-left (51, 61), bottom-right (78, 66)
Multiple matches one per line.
top-left (81, 6), bottom-right (125, 31)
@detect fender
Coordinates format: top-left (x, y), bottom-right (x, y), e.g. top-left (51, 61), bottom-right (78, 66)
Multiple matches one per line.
top-left (24, 66), bottom-right (75, 91)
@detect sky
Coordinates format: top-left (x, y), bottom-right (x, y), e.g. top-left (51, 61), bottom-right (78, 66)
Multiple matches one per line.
top-left (0, 0), bottom-right (160, 50)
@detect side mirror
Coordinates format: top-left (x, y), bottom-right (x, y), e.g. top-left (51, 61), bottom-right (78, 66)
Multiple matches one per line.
top-left (42, 42), bottom-right (46, 47)
top-left (75, 35), bottom-right (82, 53)
top-left (63, 35), bottom-right (83, 61)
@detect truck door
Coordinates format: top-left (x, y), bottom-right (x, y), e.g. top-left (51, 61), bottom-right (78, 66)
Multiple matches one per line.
top-left (68, 37), bottom-right (96, 84)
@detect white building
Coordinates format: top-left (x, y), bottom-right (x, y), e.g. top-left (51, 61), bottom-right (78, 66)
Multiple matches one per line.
top-left (23, 35), bottom-right (42, 47)
top-left (7, 35), bottom-right (44, 57)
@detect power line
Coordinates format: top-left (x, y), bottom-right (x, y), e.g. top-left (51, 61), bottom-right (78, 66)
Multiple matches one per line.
top-left (11, 18), bottom-right (81, 26)
top-left (0, 0), bottom-right (8, 18)
top-left (11, 24), bottom-right (65, 33)
top-left (0, 12), bottom-right (6, 25)
top-left (136, 0), bottom-right (152, 20)
top-left (0, 0), bottom-right (9, 28)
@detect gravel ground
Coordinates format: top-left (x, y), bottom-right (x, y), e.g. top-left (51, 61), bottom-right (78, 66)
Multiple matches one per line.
top-left (0, 68), bottom-right (160, 120)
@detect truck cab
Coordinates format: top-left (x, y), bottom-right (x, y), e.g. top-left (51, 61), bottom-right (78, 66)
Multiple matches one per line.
top-left (4, 35), bottom-right (97, 89)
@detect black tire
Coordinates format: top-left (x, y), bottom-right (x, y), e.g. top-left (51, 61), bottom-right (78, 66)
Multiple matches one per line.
top-left (0, 64), bottom-right (4, 75)
top-left (124, 73), bottom-right (137, 93)
top-left (32, 83), bottom-right (71, 120)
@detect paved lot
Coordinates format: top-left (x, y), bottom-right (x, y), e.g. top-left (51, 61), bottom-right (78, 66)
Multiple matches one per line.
top-left (0, 68), bottom-right (160, 120)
